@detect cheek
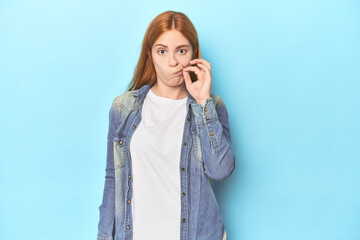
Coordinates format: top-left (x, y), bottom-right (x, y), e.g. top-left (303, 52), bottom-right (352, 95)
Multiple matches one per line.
top-left (153, 59), bottom-right (165, 70)
top-left (180, 58), bottom-right (191, 67)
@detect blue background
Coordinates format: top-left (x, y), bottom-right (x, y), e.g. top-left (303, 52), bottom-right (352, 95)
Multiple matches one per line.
top-left (0, 0), bottom-right (359, 239)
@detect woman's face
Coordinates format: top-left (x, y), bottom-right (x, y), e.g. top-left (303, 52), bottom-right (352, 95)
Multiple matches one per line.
top-left (150, 30), bottom-right (193, 87)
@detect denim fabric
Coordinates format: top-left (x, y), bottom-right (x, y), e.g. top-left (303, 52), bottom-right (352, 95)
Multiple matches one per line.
top-left (97, 83), bottom-right (235, 240)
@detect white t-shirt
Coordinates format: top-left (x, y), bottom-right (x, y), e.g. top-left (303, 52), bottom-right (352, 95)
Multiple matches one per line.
top-left (130, 88), bottom-right (188, 240)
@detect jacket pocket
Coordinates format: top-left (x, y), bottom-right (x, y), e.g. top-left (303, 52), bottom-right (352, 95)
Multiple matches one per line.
top-left (113, 136), bottom-right (126, 168)
top-left (191, 131), bottom-right (203, 162)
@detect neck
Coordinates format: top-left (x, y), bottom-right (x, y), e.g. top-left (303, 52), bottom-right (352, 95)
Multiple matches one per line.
top-left (150, 81), bottom-right (188, 100)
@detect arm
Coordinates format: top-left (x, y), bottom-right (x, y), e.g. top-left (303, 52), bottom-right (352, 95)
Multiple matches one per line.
top-left (191, 96), bottom-right (235, 181)
top-left (97, 101), bottom-right (118, 240)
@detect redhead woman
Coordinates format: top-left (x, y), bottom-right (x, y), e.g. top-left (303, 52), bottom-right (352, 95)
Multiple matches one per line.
top-left (97, 10), bottom-right (235, 240)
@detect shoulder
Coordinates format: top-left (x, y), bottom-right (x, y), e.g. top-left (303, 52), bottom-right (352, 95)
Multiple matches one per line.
top-left (111, 90), bottom-right (138, 113)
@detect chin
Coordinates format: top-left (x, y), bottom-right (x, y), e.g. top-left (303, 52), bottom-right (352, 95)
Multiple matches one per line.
top-left (168, 77), bottom-right (184, 86)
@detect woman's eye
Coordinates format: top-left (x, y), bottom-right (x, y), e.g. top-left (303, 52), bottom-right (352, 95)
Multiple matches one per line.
top-left (157, 49), bottom-right (186, 55)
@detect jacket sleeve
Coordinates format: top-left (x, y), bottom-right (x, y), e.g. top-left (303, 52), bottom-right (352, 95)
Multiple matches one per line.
top-left (97, 101), bottom-right (118, 240)
top-left (191, 96), bottom-right (235, 181)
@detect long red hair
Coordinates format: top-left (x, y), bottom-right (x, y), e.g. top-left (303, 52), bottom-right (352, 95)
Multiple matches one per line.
top-left (127, 11), bottom-right (201, 91)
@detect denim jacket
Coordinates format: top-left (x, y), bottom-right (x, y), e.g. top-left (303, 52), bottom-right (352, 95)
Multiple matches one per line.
top-left (97, 83), bottom-right (235, 240)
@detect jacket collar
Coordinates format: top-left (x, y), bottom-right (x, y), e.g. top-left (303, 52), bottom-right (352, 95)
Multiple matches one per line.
top-left (130, 83), bottom-right (197, 109)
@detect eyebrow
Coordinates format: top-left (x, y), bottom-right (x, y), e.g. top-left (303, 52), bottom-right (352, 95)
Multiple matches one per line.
top-left (153, 44), bottom-right (190, 48)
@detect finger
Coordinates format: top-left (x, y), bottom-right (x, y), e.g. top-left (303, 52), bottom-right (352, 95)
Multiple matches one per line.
top-left (196, 63), bottom-right (210, 74)
top-left (190, 59), bottom-right (211, 72)
top-left (183, 66), bottom-right (202, 76)
top-left (183, 70), bottom-right (192, 87)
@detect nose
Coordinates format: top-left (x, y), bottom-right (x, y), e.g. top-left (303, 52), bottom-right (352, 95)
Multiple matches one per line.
top-left (168, 52), bottom-right (178, 67)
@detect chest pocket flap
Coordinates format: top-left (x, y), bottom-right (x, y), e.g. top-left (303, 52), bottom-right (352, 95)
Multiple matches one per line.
top-left (113, 136), bottom-right (126, 168)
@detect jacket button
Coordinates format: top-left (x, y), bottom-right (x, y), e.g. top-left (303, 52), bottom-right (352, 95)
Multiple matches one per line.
top-left (183, 142), bottom-right (187, 146)
top-left (204, 108), bottom-right (207, 112)
top-left (187, 117), bottom-right (191, 121)
top-left (127, 199), bottom-right (131, 203)
top-left (182, 218), bottom-right (186, 223)
top-left (181, 167), bottom-right (185, 171)
top-left (210, 132), bottom-right (214, 136)
top-left (119, 141), bottom-right (123, 145)
top-left (206, 116), bottom-right (210, 120)
top-left (128, 175), bottom-right (131, 179)
top-left (132, 126), bottom-right (136, 129)
top-left (182, 192), bottom-right (186, 196)
top-left (126, 225), bottom-right (130, 229)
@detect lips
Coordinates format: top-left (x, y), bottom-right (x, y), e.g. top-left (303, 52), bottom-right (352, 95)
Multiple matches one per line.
top-left (174, 69), bottom-right (183, 75)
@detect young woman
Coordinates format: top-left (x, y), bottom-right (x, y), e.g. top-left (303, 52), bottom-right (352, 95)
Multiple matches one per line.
top-left (97, 10), bottom-right (235, 240)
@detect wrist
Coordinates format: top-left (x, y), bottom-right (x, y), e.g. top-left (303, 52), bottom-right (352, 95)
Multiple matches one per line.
top-left (196, 96), bottom-right (211, 106)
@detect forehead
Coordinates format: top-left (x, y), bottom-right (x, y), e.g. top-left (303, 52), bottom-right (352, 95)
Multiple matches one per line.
top-left (154, 30), bottom-right (190, 47)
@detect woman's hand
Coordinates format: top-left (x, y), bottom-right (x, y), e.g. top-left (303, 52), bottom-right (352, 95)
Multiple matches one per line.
top-left (182, 58), bottom-right (212, 106)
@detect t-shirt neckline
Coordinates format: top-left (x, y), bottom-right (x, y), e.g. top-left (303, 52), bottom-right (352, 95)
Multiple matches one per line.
top-left (148, 88), bottom-right (188, 104)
